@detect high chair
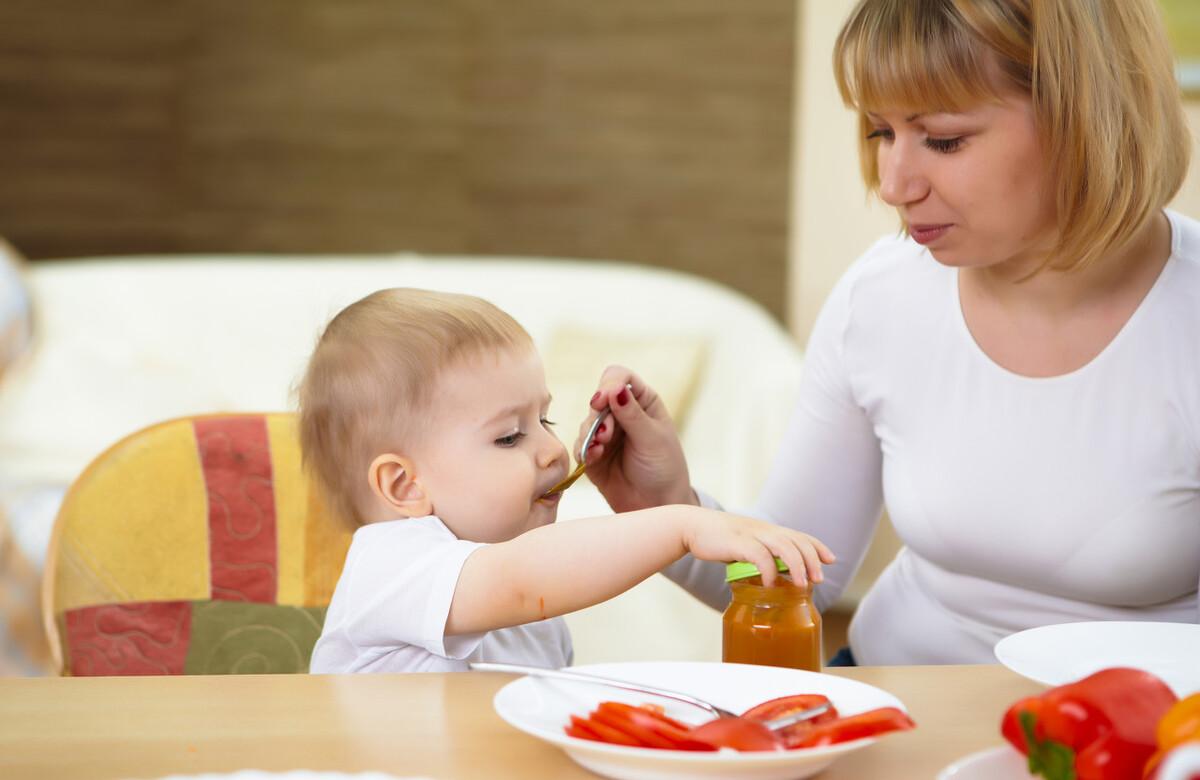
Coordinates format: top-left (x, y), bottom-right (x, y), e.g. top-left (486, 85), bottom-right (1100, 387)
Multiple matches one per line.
top-left (41, 413), bottom-right (352, 675)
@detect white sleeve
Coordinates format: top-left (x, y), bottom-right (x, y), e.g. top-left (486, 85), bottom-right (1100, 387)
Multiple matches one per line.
top-left (753, 262), bottom-right (884, 612)
top-left (338, 523), bottom-right (488, 660)
top-left (664, 260), bottom-right (885, 613)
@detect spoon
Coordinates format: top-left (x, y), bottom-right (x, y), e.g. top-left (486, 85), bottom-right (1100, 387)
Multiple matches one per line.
top-left (469, 661), bottom-right (831, 733)
top-left (541, 408), bottom-right (610, 497)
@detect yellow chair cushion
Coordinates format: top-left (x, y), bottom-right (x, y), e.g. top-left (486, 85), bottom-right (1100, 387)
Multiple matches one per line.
top-left (45, 413), bottom-right (352, 675)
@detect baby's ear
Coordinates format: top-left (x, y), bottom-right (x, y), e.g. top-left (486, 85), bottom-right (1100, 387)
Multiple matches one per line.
top-left (368, 453), bottom-right (432, 518)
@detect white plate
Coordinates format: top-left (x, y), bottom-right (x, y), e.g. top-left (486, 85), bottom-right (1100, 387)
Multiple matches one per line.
top-left (937, 746), bottom-right (1034, 780)
top-left (994, 621), bottom-right (1200, 695)
top-left (492, 661), bottom-right (907, 780)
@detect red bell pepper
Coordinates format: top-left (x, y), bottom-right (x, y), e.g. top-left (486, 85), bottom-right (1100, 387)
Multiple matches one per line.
top-left (1001, 668), bottom-right (1178, 780)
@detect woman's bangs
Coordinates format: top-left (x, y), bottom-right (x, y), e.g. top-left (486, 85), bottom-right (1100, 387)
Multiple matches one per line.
top-left (836, 3), bottom-right (1002, 115)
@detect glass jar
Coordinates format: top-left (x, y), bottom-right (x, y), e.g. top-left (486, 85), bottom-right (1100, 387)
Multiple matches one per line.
top-left (722, 558), bottom-right (822, 671)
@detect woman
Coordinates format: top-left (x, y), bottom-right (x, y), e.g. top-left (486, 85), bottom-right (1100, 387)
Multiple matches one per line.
top-left (576, 0), bottom-right (1199, 665)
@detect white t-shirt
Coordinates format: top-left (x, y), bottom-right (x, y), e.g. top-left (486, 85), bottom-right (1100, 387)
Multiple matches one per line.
top-left (667, 209), bottom-right (1200, 664)
top-left (310, 515), bottom-right (573, 673)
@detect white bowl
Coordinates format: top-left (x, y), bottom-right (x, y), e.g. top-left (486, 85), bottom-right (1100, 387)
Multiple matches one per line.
top-left (994, 621), bottom-right (1200, 695)
top-left (938, 746), bottom-right (1035, 780)
top-left (492, 661), bottom-right (907, 780)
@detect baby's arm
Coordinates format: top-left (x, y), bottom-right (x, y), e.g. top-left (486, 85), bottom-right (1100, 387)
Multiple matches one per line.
top-left (444, 506), bottom-right (835, 636)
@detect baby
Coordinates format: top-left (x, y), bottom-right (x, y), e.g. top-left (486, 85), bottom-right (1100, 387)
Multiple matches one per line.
top-left (302, 288), bottom-right (834, 673)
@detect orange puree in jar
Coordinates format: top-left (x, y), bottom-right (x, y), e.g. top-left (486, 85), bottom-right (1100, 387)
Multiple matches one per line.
top-left (722, 559), bottom-right (822, 671)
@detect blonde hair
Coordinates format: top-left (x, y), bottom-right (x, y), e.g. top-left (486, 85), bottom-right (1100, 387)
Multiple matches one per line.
top-left (834, 0), bottom-right (1191, 272)
top-left (298, 288), bottom-right (533, 525)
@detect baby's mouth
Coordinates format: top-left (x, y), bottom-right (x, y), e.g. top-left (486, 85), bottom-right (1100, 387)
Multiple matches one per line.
top-left (538, 481), bottom-right (566, 501)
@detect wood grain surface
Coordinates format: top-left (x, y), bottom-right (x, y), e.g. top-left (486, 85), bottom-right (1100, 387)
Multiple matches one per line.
top-left (0, 1), bottom-right (794, 317)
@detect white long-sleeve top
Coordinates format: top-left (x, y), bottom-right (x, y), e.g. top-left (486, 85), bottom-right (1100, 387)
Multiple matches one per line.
top-left (667, 209), bottom-right (1200, 664)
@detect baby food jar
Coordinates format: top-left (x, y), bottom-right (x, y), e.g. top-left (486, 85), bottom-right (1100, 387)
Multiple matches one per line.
top-left (722, 558), bottom-right (822, 671)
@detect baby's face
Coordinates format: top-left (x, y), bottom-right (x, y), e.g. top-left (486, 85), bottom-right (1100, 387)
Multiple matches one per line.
top-left (413, 346), bottom-right (570, 543)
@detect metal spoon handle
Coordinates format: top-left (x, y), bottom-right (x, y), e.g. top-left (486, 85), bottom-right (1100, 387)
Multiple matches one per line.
top-left (578, 408), bottom-right (610, 462)
top-left (764, 702), bottom-right (832, 731)
top-left (469, 661), bottom-right (731, 719)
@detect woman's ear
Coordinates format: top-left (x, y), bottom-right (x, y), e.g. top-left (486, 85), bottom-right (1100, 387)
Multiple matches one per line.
top-left (368, 453), bottom-right (432, 517)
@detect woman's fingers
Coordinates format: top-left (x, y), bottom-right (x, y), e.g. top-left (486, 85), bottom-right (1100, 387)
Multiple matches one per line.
top-left (574, 391), bottom-right (627, 461)
top-left (595, 365), bottom-right (646, 403)
top-left (595, 366), bottom-right (671, 425)
top-left (603, 382), bottom-right (658, 442)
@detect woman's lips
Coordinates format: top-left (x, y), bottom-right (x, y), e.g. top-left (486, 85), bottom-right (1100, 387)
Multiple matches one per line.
top-left (909, 224), bottom-right (952, 245)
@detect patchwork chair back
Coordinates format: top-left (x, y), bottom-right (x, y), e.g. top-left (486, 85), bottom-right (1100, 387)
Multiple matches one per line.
top-left (42, 413), bottom-right (353, 675)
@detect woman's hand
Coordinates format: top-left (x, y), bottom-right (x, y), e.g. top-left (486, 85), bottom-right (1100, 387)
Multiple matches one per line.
top-left (574, 366), bottom-right (698, 513)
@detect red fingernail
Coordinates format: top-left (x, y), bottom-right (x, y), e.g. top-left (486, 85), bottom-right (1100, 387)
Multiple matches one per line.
top-left (616, 388), bottom-right (629, 406)
top-left (590, 392), bottom-right (601, 404)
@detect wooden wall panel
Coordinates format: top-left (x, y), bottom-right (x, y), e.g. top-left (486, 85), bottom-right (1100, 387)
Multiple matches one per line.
top-left (0, 1), bottom-right (794, 317)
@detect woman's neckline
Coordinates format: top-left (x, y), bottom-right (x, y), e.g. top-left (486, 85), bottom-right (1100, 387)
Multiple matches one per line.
top-left (949, 210), bottom-right (1180, 383)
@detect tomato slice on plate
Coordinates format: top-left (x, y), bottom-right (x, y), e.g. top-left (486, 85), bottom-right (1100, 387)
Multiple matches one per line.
top-left (565, 714), bottom-right (641, 746)
top-left (590, 706), bottom-right (681, 750)
top-left (689, 716), bottom-right (785, 752)
top-left (741, 694), bottom-right (838, 748)
top-left (741, 693), bottom-right (838, 722)
top-left (565, 702), bottom-right (716, 751)
top-left (787, 707), bottom-right (915, 748)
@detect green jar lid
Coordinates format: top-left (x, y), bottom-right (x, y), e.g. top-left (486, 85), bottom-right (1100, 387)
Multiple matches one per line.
top-left (725, 558), bottom-right (790, 583)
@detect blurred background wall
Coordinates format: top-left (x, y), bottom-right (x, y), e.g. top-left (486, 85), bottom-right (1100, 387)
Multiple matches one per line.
top-left (0, 0), bottom-right (795, 319)
top-left (2, 1), bottom-right (1198, 338)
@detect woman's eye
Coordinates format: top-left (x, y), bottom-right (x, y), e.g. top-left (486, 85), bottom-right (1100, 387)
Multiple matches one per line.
top-left (866, 128), bottom-right (893, 142)
top-left (541, 418), bottom-right (557, 428)
top-left (924, 136), bottom-right (965, 153)
top-left (495, 432), bottom-right (525, 447)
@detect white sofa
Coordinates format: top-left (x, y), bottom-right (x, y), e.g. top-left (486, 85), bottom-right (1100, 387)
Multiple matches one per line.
top-left (0, 253), bottom-right (805, 670)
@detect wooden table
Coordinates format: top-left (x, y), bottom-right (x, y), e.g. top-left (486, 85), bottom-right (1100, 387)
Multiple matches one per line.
top-left (0, 665), bottom-right (1042, 779)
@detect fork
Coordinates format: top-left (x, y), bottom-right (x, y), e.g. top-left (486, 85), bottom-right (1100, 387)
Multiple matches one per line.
top-left (542, 408), bottom-right (610, 497)
top-left (471, 660), bottom-right (734, 718)
top-left (469, 661), bottom-right (831, 730)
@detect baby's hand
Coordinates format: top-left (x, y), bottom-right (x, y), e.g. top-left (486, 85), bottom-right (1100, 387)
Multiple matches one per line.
top-left (681, 509), bottom-right (836, 586)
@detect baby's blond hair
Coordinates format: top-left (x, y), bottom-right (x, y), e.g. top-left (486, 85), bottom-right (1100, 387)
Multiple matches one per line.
top-left (298, 288), bottom-right (533, 525)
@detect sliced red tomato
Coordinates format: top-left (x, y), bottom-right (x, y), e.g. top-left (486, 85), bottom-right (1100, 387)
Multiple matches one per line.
top-left (564, 714), bottom-right (641, 746)
top-left (597, 702), bottom-right (716, 751)
top-left (601, 702), bottom-right (695, 733)
top-left (741, 694), bottom-right (838, 723)
top-left (564, 715), bottom-right (598, 742)
top-left (590, 707), bottom-right (681, 750)
top-left (565, 702), bottom-right (716, 751)
top-left (689, 716), bottom-right (785, 752)
top-left (741, 693), bottom-right (838, 748)
top-left (788, 707), bottom-right (916, 749)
